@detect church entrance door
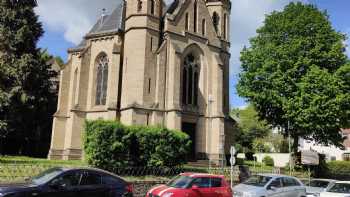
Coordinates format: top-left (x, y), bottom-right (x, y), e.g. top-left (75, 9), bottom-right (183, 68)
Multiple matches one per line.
top-left (181, 122), bottom-right (196, 161)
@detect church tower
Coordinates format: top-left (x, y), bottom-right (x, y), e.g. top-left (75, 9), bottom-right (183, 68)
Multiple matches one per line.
top-left (120, 0), bottom-right (163, 125)
top-left (206, 0), bottom-right (231, 42)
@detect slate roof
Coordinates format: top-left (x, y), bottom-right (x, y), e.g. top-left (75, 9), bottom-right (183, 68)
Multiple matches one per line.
top-left (68, 0), bottom-right (179, 52)
top-left (69, 1), bottom-right (125, 51)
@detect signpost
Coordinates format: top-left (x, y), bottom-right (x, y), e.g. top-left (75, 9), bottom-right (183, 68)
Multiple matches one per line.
top-left (301, 150), bottom-right (319, 183)
top-left (230, 146), bottom-right (236, 189)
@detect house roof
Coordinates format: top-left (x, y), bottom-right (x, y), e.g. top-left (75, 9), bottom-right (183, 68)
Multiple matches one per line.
top-left (68, 1), bottom-right (125, 51)
top-left (342, 128), bottom-right (350, 135)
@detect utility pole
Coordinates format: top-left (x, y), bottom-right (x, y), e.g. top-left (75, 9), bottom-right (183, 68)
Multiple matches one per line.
top-left (288, 121), bottom-right (292, 176)
top-left (208, 95), bottom-right (214, 171)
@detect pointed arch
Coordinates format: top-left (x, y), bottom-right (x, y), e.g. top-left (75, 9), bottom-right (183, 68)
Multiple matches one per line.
top-left (95, 52), bottom-right (109, 105)
top-left (212, 12), bottom-right (220, 33)
top-left (150, 0), bottom-right (155, 15)
top-left (193, 0), bottom-right (198, 33)
top-left (181, 44), bottom-right (204, 106)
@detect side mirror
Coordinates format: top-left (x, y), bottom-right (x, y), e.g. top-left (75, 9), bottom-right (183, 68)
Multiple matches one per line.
top-left (191, 185), bottom-right (199, 190)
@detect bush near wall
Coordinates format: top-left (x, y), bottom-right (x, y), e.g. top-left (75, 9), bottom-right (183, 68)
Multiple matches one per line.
top-left (262, 156), bottom-right (274, 167)
top-left (84, 120), bottom-right (191, 170)
top-left (324, 161), bottom-right (350, 180)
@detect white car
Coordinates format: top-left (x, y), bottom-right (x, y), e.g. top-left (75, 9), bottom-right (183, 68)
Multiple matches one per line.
top-left (304, 179), bottom-right (337, 197)
top-left (320, 181), bottom-right (350, 197)
top-left (232, 174), bottom-right (306, 197)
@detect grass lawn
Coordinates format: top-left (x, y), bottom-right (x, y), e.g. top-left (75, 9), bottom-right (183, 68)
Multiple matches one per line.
top-left (0, 156), bottom-right (86, 165)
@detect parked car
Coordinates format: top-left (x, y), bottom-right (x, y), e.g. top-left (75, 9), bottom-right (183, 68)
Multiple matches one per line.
top-left (146, 172), bottom-right (232, 197)
top-left (0, 167), bottom-right (133, 197)
top-left (303, 179), bottom-right (337, 197)
top-left (320, 181), bottom-right (350, 197)
top-left (232, 174), bottom-right (306, 197)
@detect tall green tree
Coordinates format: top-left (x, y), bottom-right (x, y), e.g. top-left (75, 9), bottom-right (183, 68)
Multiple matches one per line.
top-left (237, 2), bottom-right (349, 152)
top-left (231, 105), bottom-right (271, 153)
top-left (0, 0), bottom-right (56, 156)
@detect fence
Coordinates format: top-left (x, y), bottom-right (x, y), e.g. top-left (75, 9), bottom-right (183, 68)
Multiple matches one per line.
top-left (0, 163), bottom-right (282, 183)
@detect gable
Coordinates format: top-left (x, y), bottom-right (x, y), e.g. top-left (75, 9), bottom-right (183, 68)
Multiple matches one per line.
top-left (164, 0), bottom-right (222, 48)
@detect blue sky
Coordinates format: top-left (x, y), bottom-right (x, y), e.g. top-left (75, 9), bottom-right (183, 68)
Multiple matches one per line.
top-left (36, 0), bottom-right (350, 109)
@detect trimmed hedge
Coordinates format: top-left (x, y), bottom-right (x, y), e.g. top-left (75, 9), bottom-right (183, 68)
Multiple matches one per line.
top-left (262, 156), bottom-right (274, 167)
top-left (84, 120), bottom-right (191, 169)
top-left (324, 161), bottom-right (350, 180)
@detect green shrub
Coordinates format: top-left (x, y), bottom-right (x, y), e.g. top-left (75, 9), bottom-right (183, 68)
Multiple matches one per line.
top-left (324, 161), bottom-right (350, 180)
top-left (84, 120), bottom-right (191, 169)
top-left (262, 156), bottom-right (274, 167)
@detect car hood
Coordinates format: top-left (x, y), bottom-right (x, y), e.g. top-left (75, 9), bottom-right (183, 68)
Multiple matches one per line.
top-left (233, 183), bottom-right (266, 195)
top-left (306, 186), bottom-right (325, 194)
top-left (0, 182), bottom-right (37, 193)
top-left (149, 184), bottom-right (176, 195)
top-left (320, 192), bottom-right (350, 197)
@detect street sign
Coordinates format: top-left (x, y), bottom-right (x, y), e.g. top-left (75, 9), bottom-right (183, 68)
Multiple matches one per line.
top-left (230, 156), bottom-right (236, 165)
top-left (230, 146), bottom-right (236, 155)
top-left (301, 150), bottom-right (319, 165)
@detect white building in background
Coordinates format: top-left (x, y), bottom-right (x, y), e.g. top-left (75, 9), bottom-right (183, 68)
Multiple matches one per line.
top-left (299, 129), bottom-right (350, 161)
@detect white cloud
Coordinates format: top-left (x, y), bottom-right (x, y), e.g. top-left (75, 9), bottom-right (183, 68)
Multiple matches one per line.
top-left (36, 0), bottom-right (120, 44)
top-left (36, 0), bottom-right (313, 68)
top-left (229, 0), bottom-right (310, 76)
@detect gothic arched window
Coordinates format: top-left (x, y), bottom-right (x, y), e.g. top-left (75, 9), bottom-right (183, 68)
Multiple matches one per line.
top-left (150, 0), bottom-right (155, 15)
top-left (212, 12), bottom-right (220, 33)
top-left (95, 54), bottom-right (109, 105)
top-left (182, 53), bottom-right (200, 106)
top-left (193, 0), bottom-right (198, 33)
top-left (223, 13), bottom-right (227, 39)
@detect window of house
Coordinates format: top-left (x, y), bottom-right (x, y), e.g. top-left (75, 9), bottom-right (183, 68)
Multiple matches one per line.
top-left (182, 53), bottom-right (200, 106)
top-left (185, 13), bottom-right (189, 31)
top-left (212, 12), bottom-right (220, 33)
top-left (343, 153), bottom-right (350, 161)
top-left (150, 0), bottom-right (155, 15)
top-left (193, 0), bottom-right (197, 33)
top-left (95, 54), bottom-right (109, 105)
top-left (223, 13), bottom-right (227, 39)
top-left (202, 19), bottom-right (206, 36)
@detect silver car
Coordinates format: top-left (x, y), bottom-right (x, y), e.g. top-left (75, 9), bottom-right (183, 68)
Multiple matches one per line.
top-left (303, 179), bottom-right (337, 197)
top-left (232, 174), bottom-right (306, 197)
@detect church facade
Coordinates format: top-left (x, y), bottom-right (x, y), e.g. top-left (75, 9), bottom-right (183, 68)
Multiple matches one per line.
top-left (49, 0), bottom-right (235, 164)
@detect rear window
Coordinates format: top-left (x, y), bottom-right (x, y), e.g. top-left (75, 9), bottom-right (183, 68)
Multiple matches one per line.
top-left (244, 175), bottom-right (272, 187)
top-left (102, 175), bottom-right (124, 186)
top-left (309, 180), bottom-right (330, 188)
top-left (327, 183), bottom-right (350, 193)
top-left (211, 178), bottom-right (222, 187)
top-left (283, 178), bottom-right (300, 187)
top-left (80, 173), bottom-right (102, 185)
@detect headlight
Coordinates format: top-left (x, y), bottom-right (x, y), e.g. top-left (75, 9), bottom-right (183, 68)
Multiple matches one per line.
top-left (162, 192), bottom-right (174, 197)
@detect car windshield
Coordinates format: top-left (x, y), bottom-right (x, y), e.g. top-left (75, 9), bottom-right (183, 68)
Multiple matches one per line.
top-left (327, 183), bottom-right (350, 193)
top-left (309, 180), bottom-right (330, 188)
top-left (167, 175), bottom-right (194, 189)
top-left (31, 168), bottom-right (64, 185)
top-left (243, 175), bottom-right (272, 187)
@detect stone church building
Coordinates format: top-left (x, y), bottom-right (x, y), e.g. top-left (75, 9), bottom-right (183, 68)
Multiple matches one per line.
top-left (49, 0), bottom-right (235, 164)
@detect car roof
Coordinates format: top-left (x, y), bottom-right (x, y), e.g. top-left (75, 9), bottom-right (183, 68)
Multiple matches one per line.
top-left (256, 173), bottom-right (298, 179)
top-left (334, 181), bottom-right (350, 184)
top-left (57, 167), bottom-right (128, 182)
top-left (180, 172), bottom-right (225, 178)
top-left (309, 179), bottom-right (338, 182)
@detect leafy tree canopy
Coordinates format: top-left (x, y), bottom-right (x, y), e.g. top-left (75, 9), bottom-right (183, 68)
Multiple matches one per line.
top-left (0, 0), bottom-right (57, 156)
top-left (231, 105), bottom-right (271, 153)
top-left (237, 2), bottom-right (349, 151)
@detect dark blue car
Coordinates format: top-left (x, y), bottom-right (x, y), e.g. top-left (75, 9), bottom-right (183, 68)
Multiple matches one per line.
top-left (0, 167), bottom-right (133, 197)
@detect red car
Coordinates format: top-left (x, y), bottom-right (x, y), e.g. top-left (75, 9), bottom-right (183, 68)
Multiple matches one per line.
top-left (146, 173), bottom-right (232, 197)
